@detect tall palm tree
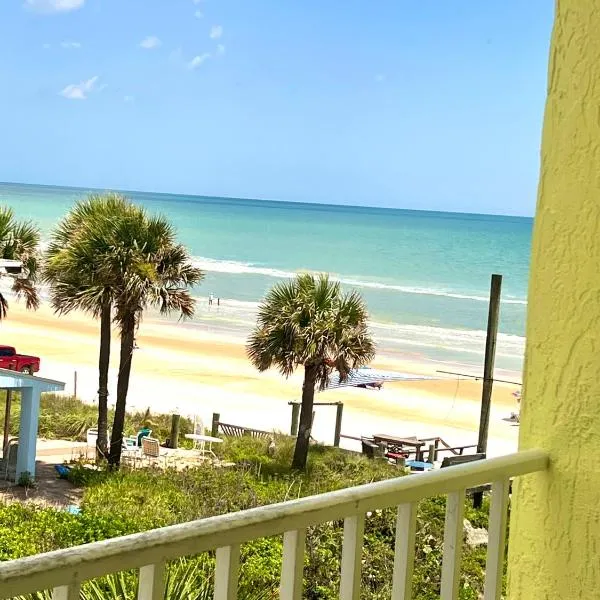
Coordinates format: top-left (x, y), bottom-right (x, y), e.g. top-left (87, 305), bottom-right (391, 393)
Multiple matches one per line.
top-left (44, 194), bottom-right (130, 458)
top-left (0, 206), bottom-right (41, 318)
top-left (247, 273), bottom-right (375, 470)
top-left (91, 205), bottom-right (203, 467)
top-left (46, 196), bottom-right (203, 467)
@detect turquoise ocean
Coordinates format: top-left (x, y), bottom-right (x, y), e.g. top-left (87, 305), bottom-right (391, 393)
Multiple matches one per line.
top-left (2, 182), bottom-right (531, 375)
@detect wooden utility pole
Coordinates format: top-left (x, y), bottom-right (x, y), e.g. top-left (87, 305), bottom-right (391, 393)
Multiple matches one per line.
top-left (2, 390), bottom-right (12, 455)
top-left (211, 412), bottom-right (220, 438)
top-left (290, 403), bottom-right (300, 436)
top-left (169, 413), bottom-right (181, 449)
top-left (474, 273), bottom-right (502, 508)
top-left (333, 403), bottom-right (344, 447)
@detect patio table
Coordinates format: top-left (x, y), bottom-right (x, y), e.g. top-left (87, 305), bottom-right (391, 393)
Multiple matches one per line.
top-left (184, 434), bottom-right (223, 459)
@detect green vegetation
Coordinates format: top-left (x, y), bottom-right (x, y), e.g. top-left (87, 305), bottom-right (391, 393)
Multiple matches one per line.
top-left (43, 193), bottom-right (203, 467)
top-left (1, 393), bottom-right (195, 445)
top-left (0, 403), bottom-right (491, 599)
top-left (247, 273), bottom-right (375, 470)
top-left (0, 205), bottom-right (40, 320)
top-left (44, 194), bottom-right (131, 459)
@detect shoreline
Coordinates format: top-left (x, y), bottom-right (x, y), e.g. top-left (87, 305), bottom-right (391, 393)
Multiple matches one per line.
top-left (0, 300), bottom-right (521, 457)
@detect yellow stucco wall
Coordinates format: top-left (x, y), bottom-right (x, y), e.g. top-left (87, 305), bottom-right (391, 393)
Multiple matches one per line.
top-left (507, 1), bottom-right (600, 598)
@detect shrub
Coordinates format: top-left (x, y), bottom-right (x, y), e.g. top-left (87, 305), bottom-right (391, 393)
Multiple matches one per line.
top-left (0, 397), bottom-right (490, 599)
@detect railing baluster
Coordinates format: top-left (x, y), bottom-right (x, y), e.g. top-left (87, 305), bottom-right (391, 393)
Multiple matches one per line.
top-left (484, 478), bottom-right (510, 600)
top-left (392, 502), bottom-right (417, 600)
top-left (138, 562), bottom-right (165, 600)
top-left (280, 528), bottom-right (307, 600)
top-left (52, 584), bottom-right (80, 600)
top-left (214, 544), bottom-right (240, 600)
top-left (440, 489), bottom-right (465, 600)
top-left (339, 513), bottom-right (365, 600)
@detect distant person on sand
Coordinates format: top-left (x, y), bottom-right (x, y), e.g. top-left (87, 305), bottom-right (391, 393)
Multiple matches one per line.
top-left (217, 297), bottom-right (220, 307)
top-left (209, 293), bottom-right (214, 306)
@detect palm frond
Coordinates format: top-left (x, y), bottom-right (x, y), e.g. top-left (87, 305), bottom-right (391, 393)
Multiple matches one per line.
top-left (0, 293), bottom-right (8, 320)
top-left (12, 277), bottom-right (40, 311)
top-left (247, 272), bottom-right (375, 388)
top-left (0, 206), bottom-right (42, 320)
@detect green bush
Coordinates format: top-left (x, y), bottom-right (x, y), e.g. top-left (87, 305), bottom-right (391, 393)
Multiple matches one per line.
top-left (0, 438), bottom-right (490, 599)
top-left (0, 395), bottom-right (490, 599)
top-left (0, 392), bottom-right (194, 444)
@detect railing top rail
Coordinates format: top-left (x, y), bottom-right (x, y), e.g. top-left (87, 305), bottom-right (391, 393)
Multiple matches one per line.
top-left (0, 449), bottom-right (548, 597)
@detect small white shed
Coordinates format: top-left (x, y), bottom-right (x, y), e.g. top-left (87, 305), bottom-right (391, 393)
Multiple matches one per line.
top-left (0, 368), bottom-right (66, 480)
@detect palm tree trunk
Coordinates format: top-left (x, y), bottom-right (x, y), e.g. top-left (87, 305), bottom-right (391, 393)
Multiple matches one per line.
top-left (96, 299), bottom-right (111, 460)
top-left (291, 364), bottom-right (317, 470)
top-left (108, 312), bottom-right (136, 468)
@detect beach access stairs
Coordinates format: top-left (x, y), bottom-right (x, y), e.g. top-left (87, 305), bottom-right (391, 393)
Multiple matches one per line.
top-left (0, 449), bottom-right (548, 599)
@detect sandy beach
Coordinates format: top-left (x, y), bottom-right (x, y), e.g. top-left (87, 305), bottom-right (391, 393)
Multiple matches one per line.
top-left (0, 301), bottom-right (521, 457)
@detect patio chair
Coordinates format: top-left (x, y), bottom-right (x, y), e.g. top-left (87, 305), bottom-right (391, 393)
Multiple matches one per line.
top-left (0, 438), bottom-right (18, 481)
top-left (361, 437), bottom-right (380, 459)
top-left (141, 437), bottom-right (170, 468)
top-left (192, 416), bottom-right (205, 450)
top-left (86, 428), bottom-right (98, 459)
top-left (136, 427), bottom-right (152, 447)
top-left (121, 436), bottom-right (141, 468)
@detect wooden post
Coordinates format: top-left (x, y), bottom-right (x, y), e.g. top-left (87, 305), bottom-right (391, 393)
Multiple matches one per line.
top-left (169, 414), bottom-right (180, 449)
top-left (2, 390), bottom-right (12, 455)
top-left (334, 403), bottom-right (344, 447)
top-left (211, 412), bottom-right (220, 438)
top-left (474, 273), bottom-right (502, 508)
top-left (427, 444), bottom-right (435, 463)
top-left (73, 371), bottom-right (78, 398)
top-left (290, 403), bottom-right (300, 436)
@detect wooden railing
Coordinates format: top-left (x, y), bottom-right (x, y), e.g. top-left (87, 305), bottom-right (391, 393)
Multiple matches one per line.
top-left (0, 450), bottom-right (548, 600)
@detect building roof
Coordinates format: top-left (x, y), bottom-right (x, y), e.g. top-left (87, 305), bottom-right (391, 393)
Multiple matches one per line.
top-left (0, 368), bottom-right (65, 392)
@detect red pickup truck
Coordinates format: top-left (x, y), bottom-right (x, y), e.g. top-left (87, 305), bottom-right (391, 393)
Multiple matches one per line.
top-left (0, 346), bottom-right (40, 375)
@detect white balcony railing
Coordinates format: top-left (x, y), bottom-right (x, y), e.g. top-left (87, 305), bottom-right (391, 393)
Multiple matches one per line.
top-left (0, 450), bottom-right (548, 600)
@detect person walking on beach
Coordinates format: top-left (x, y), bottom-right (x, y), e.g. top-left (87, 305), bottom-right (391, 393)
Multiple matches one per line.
top-left (209, 293), bottom-right (214, 306)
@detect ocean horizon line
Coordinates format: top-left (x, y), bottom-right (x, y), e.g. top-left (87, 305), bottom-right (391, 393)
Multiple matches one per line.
top-left (0, 180), bottom-right (535, 221)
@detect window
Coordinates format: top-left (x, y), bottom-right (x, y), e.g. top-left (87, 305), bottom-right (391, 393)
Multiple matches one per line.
top-left (0, 348), bottom-right (15, 357)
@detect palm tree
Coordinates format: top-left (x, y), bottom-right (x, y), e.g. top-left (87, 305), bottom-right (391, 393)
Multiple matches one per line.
top-left (91, 205), bottom-right (203, 467)
top-left (44, 194), bottom-right (130, 458)
top-left (0, 206), bottom-right (41, 318)
top-left (46, 196), bottom-right (202, 467)
top-left (247, 273), bottom-right (375, 470)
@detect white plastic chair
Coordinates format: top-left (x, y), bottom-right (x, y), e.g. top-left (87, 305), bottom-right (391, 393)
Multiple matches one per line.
top-left (86, 428), bottom-right (98, 459)
top-left (121, 436), bottom-right (141, 468)
top-left (192, 416), bottom-right (205, 450)
top-left (0, 438), bottom-right (18, 481)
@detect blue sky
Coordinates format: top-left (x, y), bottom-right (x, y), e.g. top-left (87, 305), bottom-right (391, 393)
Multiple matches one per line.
top-left (0, 1), bottom-right (553, 216)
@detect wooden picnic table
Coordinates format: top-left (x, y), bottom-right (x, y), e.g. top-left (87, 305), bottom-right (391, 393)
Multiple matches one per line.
top-left (372, 434), bottom-right (426, 461)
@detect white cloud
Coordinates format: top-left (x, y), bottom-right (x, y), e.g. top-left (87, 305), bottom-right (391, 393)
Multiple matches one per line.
top-left (60, 75), bottom-right (99, 100)
top-left (140, 36), bottom-right (161, 50)
top-left (25, 0), bottom-right (84, 13)
top-left (209, 25), bottom-right (223, 40)
top-left (124, 95), bottom-right (134, 103)
top-left (194, 10), bottom-right (203, 18)
top-left (60, 41), bottom-right (81, 49)
top-left (216, 44), bottom-right (225, 56)
top-left (374, 73), bottom-right (386, 83)
top-left (188, 53), bottom-right (210, 69)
